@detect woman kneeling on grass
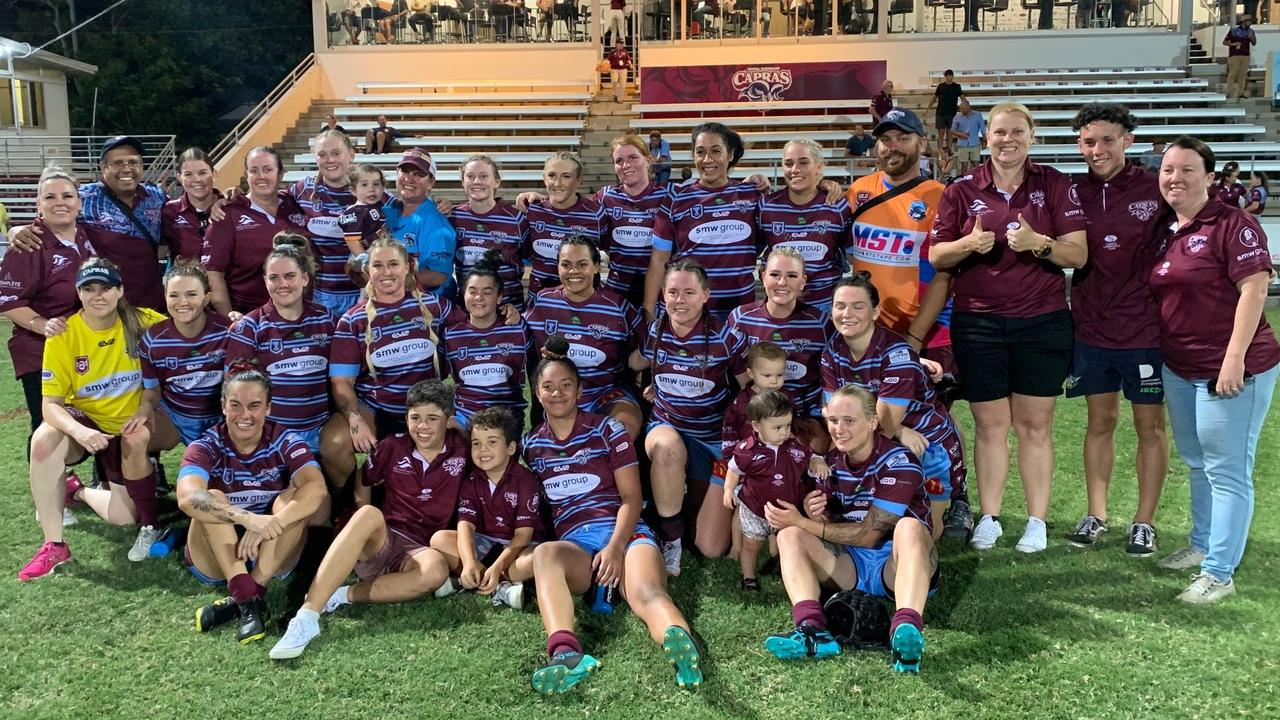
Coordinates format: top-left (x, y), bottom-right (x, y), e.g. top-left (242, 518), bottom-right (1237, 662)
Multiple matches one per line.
top-left (270, 381), bottom-right (466, 660)
top-left (18, 258), bottom-right (167, 581)
top-left (177, 362), bottom-right (328, 644)
top-left (523, 357), bottom-right (702, 694)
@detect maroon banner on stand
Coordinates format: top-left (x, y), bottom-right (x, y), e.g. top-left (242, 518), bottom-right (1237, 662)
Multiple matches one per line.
top-left (639, 61), bottom-right (886, 104)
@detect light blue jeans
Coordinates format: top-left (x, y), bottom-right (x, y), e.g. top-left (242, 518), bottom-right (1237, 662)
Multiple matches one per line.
top-left (1163, 363), bottom-right (1278, 582)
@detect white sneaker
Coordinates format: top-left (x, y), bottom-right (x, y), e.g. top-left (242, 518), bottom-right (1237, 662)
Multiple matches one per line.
top-left (493, 581), bottom-right (524, 610)
top-left (270, 609), bottom-right (322, 660)
top-left (660, 538), bottom-right (682, 576)
top-left (127, 525), bottom-right (161, 562)
top-left (34, 509), bottom-right (78, 527)
top-left (1015, 517), bottom-right (1048, 554)
top-left (434, 576), bottom-right (461, 598)
top-left (1176, 573), bottom-right (1235, 605)
top-left (969, 515), bottom-right (1003, 550)
top-left (322, 585), bottom-right (350, 614)
top-left (1158, 546), bottom-right (1206, 571)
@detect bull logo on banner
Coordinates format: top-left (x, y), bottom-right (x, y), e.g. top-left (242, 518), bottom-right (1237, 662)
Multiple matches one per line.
top-left (731, 67), bottom-right (793, 102)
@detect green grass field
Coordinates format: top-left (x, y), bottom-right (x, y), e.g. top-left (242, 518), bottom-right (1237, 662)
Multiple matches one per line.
top-left (2, 320), bottom-right (1279, 720)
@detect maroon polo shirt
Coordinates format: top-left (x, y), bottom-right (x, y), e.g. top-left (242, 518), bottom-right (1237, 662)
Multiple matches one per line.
top-left (456, 461), bottom-right (545, 543)
top-left (1148, 199), bottom-right (1279, 379)
top-left (1071, 163), bottom-right (1167, 349)
top-left (202, 193), bottom-right (309, 314)
top-left (161, 192), bottom-right (216, 263)
top-left (363, 430), bottom-right (470, 546)
top-left (0, 219), bottom-right (95, 377)
top-left (931, 159), bottom-right (1086, 317)
top-left (871, 90), bottom-right (893, 118)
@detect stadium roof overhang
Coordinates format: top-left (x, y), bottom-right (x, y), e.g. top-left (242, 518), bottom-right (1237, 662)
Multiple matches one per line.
top-left (0, 37), bottom-right (98, 76)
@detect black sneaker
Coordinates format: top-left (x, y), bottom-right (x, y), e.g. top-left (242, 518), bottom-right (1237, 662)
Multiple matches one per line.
top-left (236, 597), bottom-right (269, 644)
top-left (1126, 522), bottom-right (1157, 557)
top-left (741, 576), bottom-right (762, 592)
top-left (195, 596), bottom-right (239, 633)
top-left (942, 500), bottom-right (972, 539)
top-left (1066, 515), bottom-right (1108, 547)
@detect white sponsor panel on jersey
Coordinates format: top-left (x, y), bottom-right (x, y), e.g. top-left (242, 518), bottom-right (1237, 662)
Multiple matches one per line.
top-left (533, 237), bottom-right (562, 259)
top-left (568, 343), bottom-right (606, 368)
top-left (77, 370), bottom-right (143, 400)
top-left (307, 215), bottom-right (341, 239)
top-left (785, 360), bottom-right (806, 381)
top-left (611, 225), bottom-right (652, 248)
top-left (458, 362), bottom-right (513, 387)
top-left (542, 472), bottom-right (602, 500)
top-left (267, 354), bottom-right (328, 375)
top-left (169, 369), bottom-right (223, 392)
top-left (371, 338), bottom-right (436, 368)
top-left (655, 372), bottom-right (715, 398)
top-left (458, 245), bottom-right (490, 266)
top-left (776, 239), bottom-right (828, 262)
top-left (689, 219), bottom-right (752, 246)
top-left (227, 489), bottom-right (283, 512)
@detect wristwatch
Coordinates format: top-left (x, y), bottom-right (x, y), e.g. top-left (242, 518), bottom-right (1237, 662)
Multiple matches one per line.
top-left (1033, 238), bottom-right (1053, 259)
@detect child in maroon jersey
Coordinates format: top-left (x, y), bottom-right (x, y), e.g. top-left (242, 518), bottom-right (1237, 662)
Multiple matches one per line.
top-left (270, 381), bottom-right (465, 660)
top-left (721, 341), bottom-right (790, 456)
top-left (723, 390), bottom-right (828, 591)
top-left (338, 164), bottom-right (389, 285)
top-left (429, 406), bottom-right (541, 609)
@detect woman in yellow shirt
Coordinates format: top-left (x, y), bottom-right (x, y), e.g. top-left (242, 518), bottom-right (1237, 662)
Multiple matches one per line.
top-left (18, 258), bottom-right (166, 582)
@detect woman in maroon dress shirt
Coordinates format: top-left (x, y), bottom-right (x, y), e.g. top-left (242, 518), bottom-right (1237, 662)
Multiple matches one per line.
top-left (928, 101), bottom-right (1087, 555)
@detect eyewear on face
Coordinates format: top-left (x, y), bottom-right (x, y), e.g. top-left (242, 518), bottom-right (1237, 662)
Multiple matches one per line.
top-left (107, 159), bottom-right (143, 170)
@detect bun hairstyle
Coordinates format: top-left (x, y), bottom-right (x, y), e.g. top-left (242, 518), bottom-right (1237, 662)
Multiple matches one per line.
top-left (534, 355), bottom-right (580, 387)
top-left (832, 270), bottom-right (881, 309)
top-left (223, 358), bottom-right (273, 402)
top-left (264, 232), bottom-right (317, 279)
top-left (465, 248), bottom-right (505, 290)
top-left (691, 121), bottom-right (746, 168)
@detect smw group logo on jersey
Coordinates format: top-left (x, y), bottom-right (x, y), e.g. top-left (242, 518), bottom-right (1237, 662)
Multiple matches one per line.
top-left (731, 67), bottom-right (793, 102)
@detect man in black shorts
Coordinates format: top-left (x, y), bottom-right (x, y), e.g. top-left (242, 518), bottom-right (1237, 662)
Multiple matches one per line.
top-left (927, 70), bottom-right (963, 152)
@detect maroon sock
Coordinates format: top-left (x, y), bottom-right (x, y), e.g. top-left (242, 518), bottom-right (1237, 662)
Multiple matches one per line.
top-left (124, 475), bottom-right (158, 526)
top-left (657, 513), bottom-right (684, 543)
top-left (253, 578), bottom-right (268, 598)
top-left (891, 608), bottom-right (924, 635)
top-left (547, 630), bottom-right (582, 658)
top-left (227, 573), bottom-right (259, 604)
top-left (791, 599), bottom-right (827, 631)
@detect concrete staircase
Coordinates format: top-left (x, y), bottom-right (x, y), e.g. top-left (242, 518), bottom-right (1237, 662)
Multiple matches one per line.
top-left (579, 93), bottom-right (640, 192)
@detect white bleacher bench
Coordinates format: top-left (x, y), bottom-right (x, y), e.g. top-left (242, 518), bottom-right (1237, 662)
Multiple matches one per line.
top-left (658, 131), bottom-right (852, 146)
top-left (1049, 160), bottom-right (1280, 174)
top-left (335, 106), bottom-right (589, 118)
top-left (631, 99), bottom-right (873, 115)
top-left (965, 92), bottom-right (1226, 107)
top-left (637, 114), bottom-right (872, 130)
top-left (283, 169), bottom-right (548, 184)
top-left (1034, 123), bottom-right (1267, 139)
top-left (729, 166), bottom-right (856, 180)
top-left (1020, 141), bottom-right (1280, 157)
top-left (929, 67), bottom-right (1187, 81)
top-left (343, 92), bottom-right (594, 104)
top-left (351, 135), bottom-right (581, 149)
top-left (1024, 107), bottom-right (1247, 122)
top-left (337, 120), bottom-right (585, 132)
top-left (357, 80), bottom-right (593, 93)
top-left (962, 78), bottom-right (1207, 93)
top-left (296, 152), bottom-right (552, 166)
top-left (668, 147), bottom-right (845, 163)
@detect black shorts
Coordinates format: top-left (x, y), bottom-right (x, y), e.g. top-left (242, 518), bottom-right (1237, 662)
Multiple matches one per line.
top-left (936, 112), bottom-right (956, 131)
top-left (951, 309), bottom-right (1073, 403)
top-left (1064, 342), bottom-right (1165, 404)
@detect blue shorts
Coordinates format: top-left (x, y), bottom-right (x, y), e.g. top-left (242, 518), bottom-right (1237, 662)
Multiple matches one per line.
top-left (646, 420), bottom-right (726, 486)
top-left (1065, 342), bottom-right (1165, 404)
top-left (314, 289), bottom-right (362, 321)
top-left (838, 540), bottom-right (939, 600)
top-left (921, 442), bottom-right (954, 504)
top-left (184, 537), bottom-right (294, 586)
top-left (162, 406), bottom-right (219, 446)
top-left (561, 520), bottom-right (658, 556)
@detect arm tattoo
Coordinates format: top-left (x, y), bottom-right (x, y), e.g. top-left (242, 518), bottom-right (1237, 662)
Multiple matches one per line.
top-left (819, 505), bottom-right (902, 548)
top-left (191, 489), bottom-right (242, 525)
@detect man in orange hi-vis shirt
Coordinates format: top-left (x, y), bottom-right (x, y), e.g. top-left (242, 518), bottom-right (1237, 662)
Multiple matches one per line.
top-left (846, 108), bottom-right (971, 539)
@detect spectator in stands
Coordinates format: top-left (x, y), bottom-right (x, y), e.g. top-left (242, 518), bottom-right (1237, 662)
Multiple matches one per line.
top-left (1140, 139), bottom-right (1166, 173)
top-left (693, 0), bottom-right (721, 35)
top-left (679, 167), bottom-right (693, 182)
top-left (0, 200), bottom-right (8, 235)
top-left (607, 38), bottom-right (633, 101)
top-left (649, 131), bottom-right (673, 184)
top-left (1035, 0), bottom-right (1053, 28)
top-left (870, 80), bottom-right (894, 124)
top-left (606, 0), bottom-right (629, 44)
top-left (384, 148), bottom-right (457, 298)
top-left (927, 70), bottom-right (963, 151)
top-left (162, 147), bottom-right (220, 265)
top-left (365, 115), bottom-right (405, 155)
top-left (1244, 171), bottom-right (1268, 215)
top-left (950, 97), bottom-right (985, 175)
top-left (1150, 135), bottom-right (1277, 604)
top-left (1065, 103), bottom-right (1169, 557)
top-left (1224, 14), bottom-right (1256, 100)
top-left (928, 101), bottom-right (1088, 554)
top-left (844, 124), bottom-right (874, 160)
top-left (341, 0), bottom-right (364, 44)
top-left (407, 0), bottom-right (435, 40)
top-left (8, 136), bottom-right (167, 313)
top-left (935, 145), bottom-right (956, 183)
top-left (320, 113), bottom-right (348, 135)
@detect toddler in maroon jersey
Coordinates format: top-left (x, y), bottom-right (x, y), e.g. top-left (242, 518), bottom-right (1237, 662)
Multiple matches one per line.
top-left (723, 390), bottom-right (829, 590)
top-left (429, 406), bottom-right (542, 610)
top-left (338, 164), bottom-right (389, 283)
top-left (721, 341), bottom-right (791, 457)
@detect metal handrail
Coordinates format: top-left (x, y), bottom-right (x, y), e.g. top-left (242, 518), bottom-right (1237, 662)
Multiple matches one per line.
top-left (0, 134), bottom-right (177, 184)
top-left (210, 53), bottom-right (316, 165)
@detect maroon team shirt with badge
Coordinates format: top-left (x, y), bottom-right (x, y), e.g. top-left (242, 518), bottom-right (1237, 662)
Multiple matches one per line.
top-left (1148, 199), bottom-right (1279, 379)
top-left (720, 386), bottom-right (802, 457)
top-left (0, 219), bottom-right (95, 377)
top-left (203, 194), bottom-right (309, 313)
top-left (821, 434), bottom-right (932, 538)
top-left (931, 160), bottom-right (1086, 317)
top-left (363, 429), bottom-right (470, 546)
top-left (1071, 163), bottom-right (1167, 349)
top-left (456, 461), bottom-right (544, 543)
top-left (179, 420), bottom-right (318, 514)
top-left (338, 202), bottom-right (387, 249)
top-left (161, 192), bottom-right (216, 262)
top-left (728, 434), bottom-right (814, 518)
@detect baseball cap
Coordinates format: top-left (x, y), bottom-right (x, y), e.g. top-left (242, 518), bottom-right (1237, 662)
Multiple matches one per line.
top-left (873, 108), bottom-right (926, 138)
top-left (100, 135), bottom-right (145, 162)
top-left (76, 264), bottom-right (123, 289)
top-left (397, 147), bottom-right (437, 177)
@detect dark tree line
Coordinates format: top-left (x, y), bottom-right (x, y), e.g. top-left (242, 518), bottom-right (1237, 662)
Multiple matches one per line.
top-left (5, 0), bottom-right (312, 150)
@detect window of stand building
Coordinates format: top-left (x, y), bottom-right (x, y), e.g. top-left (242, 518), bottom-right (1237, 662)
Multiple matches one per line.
top-left (0, 80), bottom-right (46, 130)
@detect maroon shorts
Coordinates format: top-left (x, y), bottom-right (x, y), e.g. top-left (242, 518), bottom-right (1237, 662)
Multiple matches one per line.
top-left (354, 529), bottom-right (429, 581)
top-left (65, 407), bottom-right (125, 487)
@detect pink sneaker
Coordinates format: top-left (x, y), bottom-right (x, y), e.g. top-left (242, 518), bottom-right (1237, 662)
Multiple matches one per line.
top-left (18, 541), bottom-right (72, 582)
top-left (65, 473), bottom-right (85, 508)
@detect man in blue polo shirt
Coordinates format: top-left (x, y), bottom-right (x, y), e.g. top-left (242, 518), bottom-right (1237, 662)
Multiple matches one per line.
top-left (949, 98), bottom-right (985, 175)
top-left (383, 148), bottom-right (457, 299)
